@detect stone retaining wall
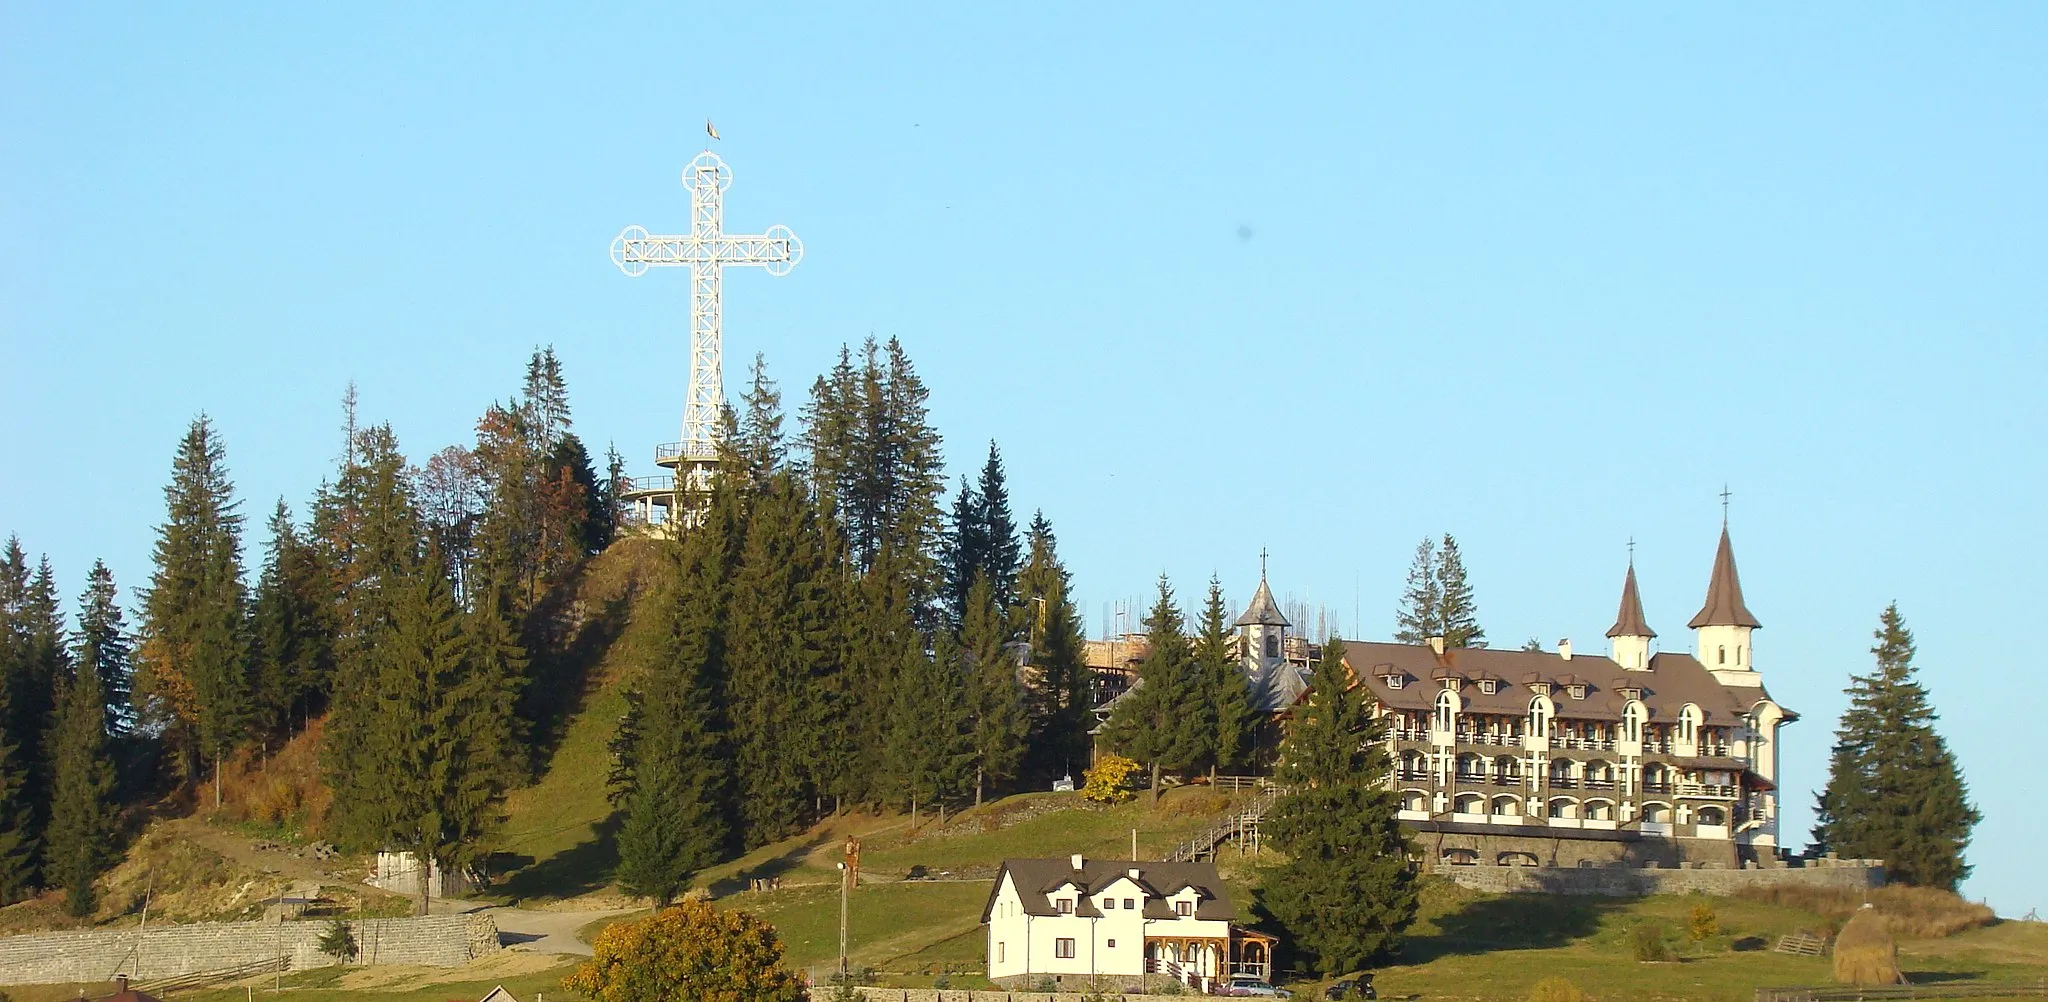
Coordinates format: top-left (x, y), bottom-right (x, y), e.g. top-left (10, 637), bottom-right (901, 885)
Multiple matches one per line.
top-left (0, 913), bottom-right (498, 986)
top-left (1437, 857), bottom-right (1884, 896)
top-left (857, 989), bottom-right (1190, 1002)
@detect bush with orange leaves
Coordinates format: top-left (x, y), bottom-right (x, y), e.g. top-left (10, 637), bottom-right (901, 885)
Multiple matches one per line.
top-left (564, 900), bottom-right (808, 1002)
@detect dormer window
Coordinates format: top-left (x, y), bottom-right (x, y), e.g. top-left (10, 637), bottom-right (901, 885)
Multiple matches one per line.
top-left (1478, 679), bottom-right (1498, 695)
top-left (1386, 674), bottom-right (1404, 690)
top-left (1175, 900), bottom-right (1193, 917)
top-left (1056, 898), bottom-right (1073, 915)
top-left (1618, 687), bottom-right (1641, 701)
top-left (1567, 684), bottom-right (1586, 700)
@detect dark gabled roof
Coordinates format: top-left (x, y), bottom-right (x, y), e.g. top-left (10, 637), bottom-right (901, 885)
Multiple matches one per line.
top-left (1233, 576), bottom-right (1290, 628)
top-left (1340, 642), bottom-right (1762, 723)
top-left (1606, 563), bottom-right (1656, 639)
top-left (1688, 527), bottom-right (1761, 629)
top-left (1254, 661), bottom-right (1311, 713)
top-left (981, 858), bottom-right (1235, 923)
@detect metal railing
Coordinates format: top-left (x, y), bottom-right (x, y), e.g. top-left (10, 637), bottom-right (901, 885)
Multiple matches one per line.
top-left (617, 474), bottom-right (678, 495)
top-left (1756, 980), bottom-right (2047, 1001)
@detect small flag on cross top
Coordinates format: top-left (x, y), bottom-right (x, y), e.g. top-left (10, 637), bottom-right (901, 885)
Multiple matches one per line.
top-left (706, 119), bottom-right (720, 141)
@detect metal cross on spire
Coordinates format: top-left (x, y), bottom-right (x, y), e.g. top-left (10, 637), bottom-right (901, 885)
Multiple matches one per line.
top-left (1720, 484), bottom-right (1733, 526)
top-left (611, 150), bottom-right (803, 505)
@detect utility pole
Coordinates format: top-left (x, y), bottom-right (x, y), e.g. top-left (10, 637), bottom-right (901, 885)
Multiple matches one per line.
top-left (838, 837), bottom-right (861, 979)
top-left (215, 745), bottom-right (224, 810)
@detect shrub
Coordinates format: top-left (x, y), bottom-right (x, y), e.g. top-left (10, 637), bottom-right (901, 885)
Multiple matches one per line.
top-left (1154, 980), bottom-right (1186, 996)
top-left (1688, 901), bottom-right (1720, 943)
top-left (1526, 976), bottom-right (1584, 1002)
top-left (1032, 977), bottom-right (1059, 993)
top-left (564, 901), bottom-right (807, 1002)
top-left (1630, 922), bottom-right (1676, 962)
top-left (933, 973), bottom-right (951, 989)
top-left (1082, 754), bottom-right (1140, 805)
top-left (1735, 883), bottom-right (1994, 939)
top-left (317, 920), bottom-right (358, 963)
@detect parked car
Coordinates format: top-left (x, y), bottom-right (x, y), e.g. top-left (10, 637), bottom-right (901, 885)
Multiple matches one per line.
top-left (1325, 976), bottom-right (1376, 1001)
top-left (1226, 977), bottom-right (1292, 998)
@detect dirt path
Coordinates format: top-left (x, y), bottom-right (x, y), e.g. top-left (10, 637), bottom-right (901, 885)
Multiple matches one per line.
top-left (464, 903), bottom-right (636, 956)
top-left (167, 817), bottom-right (353, 888)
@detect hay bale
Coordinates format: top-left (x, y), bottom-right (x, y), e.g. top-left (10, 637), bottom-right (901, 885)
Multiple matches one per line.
top-left (1832, 906), bottom-right (1904, 986)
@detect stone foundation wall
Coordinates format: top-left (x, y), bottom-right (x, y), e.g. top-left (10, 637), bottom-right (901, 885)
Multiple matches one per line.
top-left (0, 913), bottom-right (498, 986)
top-left (1435, 856), bottom-right (1885, 896)
top-left (1416, 828), bottom-right (1743, 870)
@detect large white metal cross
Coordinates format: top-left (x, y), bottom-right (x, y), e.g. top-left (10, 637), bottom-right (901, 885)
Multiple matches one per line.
top-left (611, 151), bottom-right (803, 479)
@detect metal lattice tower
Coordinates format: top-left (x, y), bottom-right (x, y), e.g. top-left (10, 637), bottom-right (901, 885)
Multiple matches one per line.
top-left (610, 151), bottom-right (803, 528)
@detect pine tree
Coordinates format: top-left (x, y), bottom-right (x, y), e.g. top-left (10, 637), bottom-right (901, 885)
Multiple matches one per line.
top-left (736, 353), bottom-right (787, 482)
top-left (963, 574), bottom-right (1026, 807)
top-left (1101, 577), bottom-right (1203, 805)
top-left (1262, 637), bottom-right (1418, 973)
top-left (46, 641), bottom-right (118, 917)
top-left (138, 415), bottom-right (251, 782)
top-left (881, 630), bottom-right (972, 824)
top-left (249, 502), bottom-right (333, 739)
top-left (73, 561), bottom-right (134, 737)
top-left (724, 474), bottom-right (834, 847)
top-left (1392, 538), bottom-right (1438, 645)
top-left (1435, 535), bottom-right (1485, 649)
top-left (611, 488), bottom-right (740, 900)
top-left (1016, 514), bottom-right (1089, 782)
top-left (941, 477), bottom-right (986, 627)
top-left (1195, 577), bottom-right (1254, 776)
top-left (330, 558), bottom-right (513, 915)
top-left (1812, 604), bottom-right (1979, 890)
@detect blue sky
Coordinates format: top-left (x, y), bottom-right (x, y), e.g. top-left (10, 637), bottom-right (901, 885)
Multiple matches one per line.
top-left (3, 6), bottom-right (2043, 914)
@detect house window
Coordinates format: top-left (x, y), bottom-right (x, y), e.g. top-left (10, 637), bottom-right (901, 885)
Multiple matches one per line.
top-left (1567, 684), bottom-right (1586, 700)
top-left (1175, 901), bottom-right (1192, 917)
top-left (1102, 898), bottom-right (1114, 910)
top-left (1435, 689), bottom-right (1456, 731)
top-left (1717, 646), bottom-right (1726, 664)
top-left (1107, 939), bottom-right (1117, 948)
top-left (1387, 674), bottom-right (1403, 690)
top-left (1123, 898), bottom-right (1135, 909)
top-left (1265, 634), bottom-right (1279, 658)
top-left (1055, 938), bottom-right (1076, 959)
top-left (1479, 679), bottom-right (1497, 695)
top-left (1056, 898), bottom-right (1073, 915)
top-left (997, 943), bottom-right (1005, 963)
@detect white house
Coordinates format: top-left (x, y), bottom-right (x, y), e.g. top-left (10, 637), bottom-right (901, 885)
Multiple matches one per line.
top-left (982, 856), bottom-right (1277, 991)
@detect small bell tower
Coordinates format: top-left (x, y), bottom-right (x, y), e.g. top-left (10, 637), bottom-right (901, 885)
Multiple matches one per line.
top-left (1606, 549), bottom-right (1655, 671)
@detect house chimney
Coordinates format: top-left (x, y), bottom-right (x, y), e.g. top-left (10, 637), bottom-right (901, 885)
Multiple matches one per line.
top-left (115, 975), bottom-right (128, 994)
top-left (1070, 853), bottom-right (1084, 870)
top-left (1427, 636), bottom-right (1445, 655)
top-left (1558, 639), bottom-right (1572, 661)
top-left (1128, 867), bottom-right (1142, 880)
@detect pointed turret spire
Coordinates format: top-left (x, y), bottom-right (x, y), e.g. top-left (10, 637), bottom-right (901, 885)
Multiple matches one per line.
top-left (1233, 558), bottom-right (1290, 628)
top-left (1606, 562), bottom-right (1656, 639)
top-left (1688, 526), bottom-right (1761, 629)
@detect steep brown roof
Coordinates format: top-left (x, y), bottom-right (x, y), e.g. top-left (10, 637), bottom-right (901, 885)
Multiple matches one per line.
top-left (981, 858), bottom-right (1235, 923)
top-left (1605, 563), bottom-right (1656, 639)
top-left (1688, 528), bottom-right (1762, 629)
top-left (1341, 641), bottom-right (1755, 723)
top-left (1233, 576), bottom-right (1290, 628)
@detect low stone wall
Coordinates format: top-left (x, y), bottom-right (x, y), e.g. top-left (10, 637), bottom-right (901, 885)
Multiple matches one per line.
top-left (0, 913), bottom-right (499, 986)
top-left (1436, 857), bottom-right (1885, 896)
top-left (857, 989), bottom-right (1189, 1002)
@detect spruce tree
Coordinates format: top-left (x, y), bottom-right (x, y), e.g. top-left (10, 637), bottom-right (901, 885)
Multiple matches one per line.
top-left (1195, 577), bottom-right (1253, 776)
top-left (1018, 533), bottom-right (1090, 782)
top-left (1392, 538), bottom-right (1438, 645)
top-left (1812, 604), bottom-right (1979, 890)
top-left (72, 561), bottom-right (134, 737)
top-left (1435, 534), bottom-right (1484, 649)
top-left (46, 646), bottom-right (118, 917)
top-left (611, 544), bottom-right (731, 904)
top-left (881, 630), bottom-right (972, 824)
top-left (942, 477), bottom-right (986, 627)
top-left (1261, 637), bottom-right (1417, 973)
top-left (976, 443), bottom-right (1022, 612)
top-left (333, 557), bottom-right (512, 915)
top-left (963, 574), bottom-right (1026, 807)
top-left (547, 434), bottom-right (610, 556)
top-left (736, 353), bottom-right (787, 483)
top-left (0, 722), bottom-right (33, 904)
top-left (138, 415), bottom-right (251, 782)
top-left (0, 544), bottom-right (41, 902)
top-left (249, 502), bottom-right (333, 739)
top-left (1102, 577), bottom-right (1203, 805)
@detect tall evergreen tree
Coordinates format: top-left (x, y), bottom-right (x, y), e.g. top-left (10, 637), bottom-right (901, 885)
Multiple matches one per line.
top-left (724, 474), bottom-right (835, 847)
top-left (1194, 577), bottom-right (1254, 776)
top-left (941, 476), bottom-right (986, 627)
top-left (802, 337), bottom-right (946, 598)
top-left (1392, 538), bottom-right (1438, 645)
top-left (1017, 514), bottom-right (1090, 782)
top-left (326, 558), bottom-right (513, 915)
top-left (735, 353), bottom-right (787, 482)
top-left (547, 434), bottom-right (610, 557)
top-left (962, 573), bottom-right (1026, 807)
top-left (1812, 603), bottom-right (1979, 890)
top-left (72, 561), bottom-right (134, 736)
top-left (249, 502), bottom-right (333, 738)
top-left (0, 540), bottom-right (44, 900)
top-left (137, 415), bottom-right (251, 781)
top-left (1261, 637), bottom-right (1417, 973)
top-left (975, 443), bottom-right (1022, 612)
top-left (46, 646), bottom-right (118, 917)
top-left (880, 630), bottom-right (972, 824)
top-left (1101, 577), bottom-right (1204, 805)
top-left (1435, 534), bottom-right (1484, 649)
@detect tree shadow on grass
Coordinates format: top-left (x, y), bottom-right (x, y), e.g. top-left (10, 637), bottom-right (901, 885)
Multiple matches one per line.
top-left (706, 832), bottom-right (836, 897)
top-left (493, 810), bottom-right (623, 904)
top-left (1399, 889), bottom-right (1632, 965)
top-left (1902, 971), bottom-right (1984, 984)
